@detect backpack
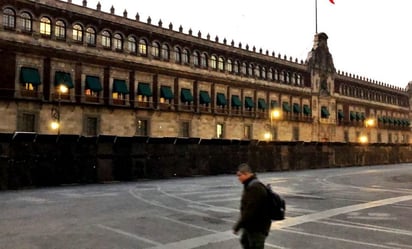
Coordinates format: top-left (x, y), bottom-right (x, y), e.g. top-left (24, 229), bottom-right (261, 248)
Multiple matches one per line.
top-left (264, 184), bottom-right (286, 221)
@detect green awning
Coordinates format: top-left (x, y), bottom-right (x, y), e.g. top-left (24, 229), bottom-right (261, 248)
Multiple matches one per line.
top-left (382, 116), bottom-right (388, 123)
top-left (337, 110), bottom-right (344, 119)
top-left (199, 91), bottom-right (210, 104)
top-left (321, 106), bottom-right (330, 118)
top-left (160, 85), bottom-right (173, 99)
top-left (350, 111), bottom-right (356, 121)
top-left (231, 95), bottom-right (241, 107)
top-left (113, 79), bottom-right (129, 94)
top-left (85, 76), bottom-right (102, 92)
top-left (20, 67), bottom-right (41, 86)
top-left (216, 93), bottom-right (227, 106)
top-left (360, 112), bottom-right (365, 121)
top-left (270, 100), bottom-right (278, 108)
top-left (181, 88), bottom-right (193, 102)
top-left (55, 71), bottom-right (74, 88)
top-left (355, 112), bottom-right (361, 121)
top-left (293, 103), bottom-right (301, 113)
top-left (303, 105), bottom-right (311, 115)
top-left (138, 83), bottom-right (152, 96)
top-left (245, 97), bottom-right (254, 108)
top-left (282, 102), bottom-right (290, 112)
top-left (258, 98), bottom-right (267, 110)
top-left (388, 117), bottom-right (394, 124)
top-left (406, 120), bottom-right (411, 126)
top-left (378, 117), bottom-right (383, 122)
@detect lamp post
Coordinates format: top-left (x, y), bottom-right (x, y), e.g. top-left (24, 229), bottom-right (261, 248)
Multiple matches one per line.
top-left (270, 108), bottom-right (282, 141)
top-left (51, 84), bottom-right (68, 134)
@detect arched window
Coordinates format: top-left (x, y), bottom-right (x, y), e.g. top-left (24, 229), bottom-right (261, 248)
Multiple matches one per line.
top-left (101, 30), bottom-right (111, 48)
top-left (248, 64), bottom-right (253, 76)
top-left (227, 59), bottom-right (233, 73)
top-left (268, 68), bottom-right (273, 80)
top-left (200, 53), bottom-right (208, 67)
top-left (182, 49), bottom-right (189, 64)
top-left (40, 17), bottom-right (52, 36)
top-left (3, 8), bottom-right (15, 29)
top-left (210, 55), bottom-right (217, 69)
top-left (218, 57), bottom-right (224, 71)
top-left (20, 12), bottom-right (32, 32)
top-left (234, 61), bottom-right (240, 74)
top-left (128, 36), bottom-right (137, 53)
top-left (113, 33), bottom-right (123, 50)
top-left (193, 51), bottom-right (200, 66)
top-left (254, 65), bottom-right (260, 77)
top-left (241, 62), bottom-right (247, 75)
top-left (72, 24), bottom-right (83, 42)
top-left (138, 39), bottom-right (147, 55)
top-left (85, 27), bottom-right (96, 45)
top-left (161, 44), bottom-right (169, 60)
top-left (151, 42), bottom-right (160, 58)
top-left (262, 67), bottom-right (267, 79)
top-left (174, 47), bottom-right (181, 63)
top-left (54, 20), bottom-right (65, 39)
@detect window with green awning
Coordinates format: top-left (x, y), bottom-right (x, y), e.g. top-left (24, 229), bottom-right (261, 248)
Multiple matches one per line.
top-left (20, 67), bottom-right (41, 86)
top-left (258, 98), bottom-right (266, 110)
top-left (293, 103), bottom-right (301, 113)
top-left (245, 97), bottom-right (254, 108)
top-left (303, 105), bottom-right (311, 115)
top-left (199, 91), bottom-right (210, 104)
top-left (113, 79), bottom-right (129, 94)
top-left (231, 95), bottom-right (241, 107)
top-left (350, 111), bottom-right (356, 121)
top-left (216, 93), bottom-right (227, 106)
top-left (160, 85), bottom-right (173, 99)
top-left (282, 102), bottom-right (290, 112)
top-left (321, 106), bottom-right (330, 118)
top-left (138, 82), bottom-right (152, 96)
top-left (55, 71), bottom-right (74, 88)
top-left (85, 76), bottom-right (102, 92)
top-left (181, 88), bottom-right (193, 102)
top-left (337, 110), bottom-right (344, 119)
top-left (270, 100), bottom-right (278, 108)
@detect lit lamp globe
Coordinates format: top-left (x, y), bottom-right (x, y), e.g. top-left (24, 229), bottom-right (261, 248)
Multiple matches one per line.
top-left (51, 121), bottom-right (60, 130)
top-left (264, 132), bottom-right (271, 140)
top-left (359, 135), bottom-right (368, 144)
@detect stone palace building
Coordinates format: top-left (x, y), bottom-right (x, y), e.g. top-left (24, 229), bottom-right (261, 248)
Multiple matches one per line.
top-left (1, 0), bottom-right (411, 143)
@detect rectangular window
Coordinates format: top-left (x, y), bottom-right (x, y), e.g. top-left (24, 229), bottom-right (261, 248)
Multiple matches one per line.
top-left (85, 116), bottom-right (99, 136)
top-left (136, 119), bottom-right (148, 136)
top-left (292, 127), bottom-right (299, 141)
top-left (17, 113), bottom-right (36, 132)
top-left (180, 121), bottom-right (190, 137)
top-left (377, 133), bottom-right (382, 143)
top-left (217, 123), bottom-right (224, 139)
top-left (244, 125), bottom-right (252, 139)
top-left (344, 131), bottom-right (349, 142)
top-left (388, 133), bottom-right (392, 143)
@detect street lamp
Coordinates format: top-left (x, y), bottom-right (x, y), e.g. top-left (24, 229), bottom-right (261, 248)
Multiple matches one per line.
top-left (51, 84), bottom-right (68, 134)
top-left (358, 117), bottom-right (376, 143)
top-left (269, 108), bottom-right (282, 140)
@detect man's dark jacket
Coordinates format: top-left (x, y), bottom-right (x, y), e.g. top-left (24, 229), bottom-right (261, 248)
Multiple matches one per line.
top-left (233, 175), bottom-right (272, 235)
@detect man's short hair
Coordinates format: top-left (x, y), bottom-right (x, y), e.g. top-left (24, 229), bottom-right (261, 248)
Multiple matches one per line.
top-left (238, 163), bottom-right (253, 173)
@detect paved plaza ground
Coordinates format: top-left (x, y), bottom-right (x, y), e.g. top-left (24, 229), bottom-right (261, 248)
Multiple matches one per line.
top-left (1, 163), bottom-right (412, 248)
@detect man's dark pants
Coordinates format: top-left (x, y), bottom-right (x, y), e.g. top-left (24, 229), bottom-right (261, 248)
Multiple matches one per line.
top-left (240, 230), bottom-right (267, 249)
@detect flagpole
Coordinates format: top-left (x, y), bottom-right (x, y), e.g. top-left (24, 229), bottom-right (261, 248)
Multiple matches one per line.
top-left (315, 0), bottom-right (318, 34)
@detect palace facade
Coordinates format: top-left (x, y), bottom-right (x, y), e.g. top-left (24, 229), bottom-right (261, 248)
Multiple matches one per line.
top-left (1, 0), bottom-right (411, 143)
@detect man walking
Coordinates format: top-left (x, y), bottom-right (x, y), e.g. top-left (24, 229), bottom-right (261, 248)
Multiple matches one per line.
top-left (233, 163), bottom-right (271, 249)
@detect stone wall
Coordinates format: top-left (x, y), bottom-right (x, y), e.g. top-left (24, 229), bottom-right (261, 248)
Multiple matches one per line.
top-left (0, 132), bottom-right (411, 190)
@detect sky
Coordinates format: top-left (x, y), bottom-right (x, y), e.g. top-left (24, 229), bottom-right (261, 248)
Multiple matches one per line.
top-left (76, 0), bottom-right (412, 88)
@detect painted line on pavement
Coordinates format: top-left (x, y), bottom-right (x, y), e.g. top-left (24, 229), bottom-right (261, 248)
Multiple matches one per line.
top-left (96, 224), bottom-right (162, 246)
top-left (271, 195), bottom-right (412, 229)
